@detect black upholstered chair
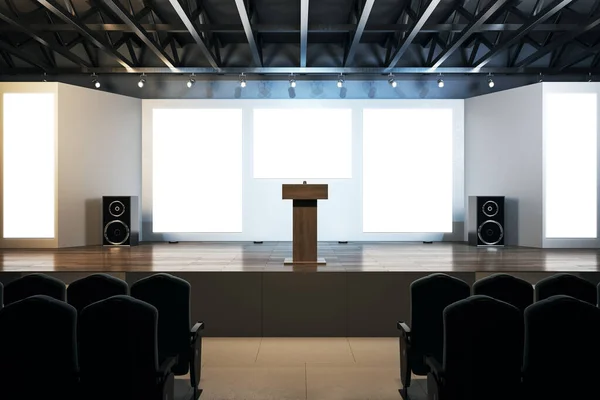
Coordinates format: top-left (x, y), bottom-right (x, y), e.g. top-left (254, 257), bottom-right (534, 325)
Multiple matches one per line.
top-left (67, 273), bottom-right (128, 313)
top-left (78, 295), bottom-right (175, 400)
top-left (534, 273), bottom-right (596, 305)
top-left (4, 273), bottom-right (66, 305)
top-left (0, 281), bottom-right (3, 308)
top-left (397, 273), bottom-right (470, 399)
top-left (426, 295), bottom-right (523, 400)
top-left (473, 273), bottom-right (533, 312)
top-left (523, 295), bottom-right (600, 399)
top-left (131, 273), bottom-right (204, 400)
top-left (0, 295), bottom-right (79, 400)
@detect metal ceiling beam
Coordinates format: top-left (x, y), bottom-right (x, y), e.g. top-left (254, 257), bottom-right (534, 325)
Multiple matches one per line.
top-left (0, 40), bottom-right (50, 70)
top-left (386, 0), bottom-right (442, 68)
top-left (558, 42), bottom-right (600, 70)
top-left (0, 11), bottom-right (91, 68)
top-left (300, 0), bottom-right (309, 67)
top-left (102, 0), bottom-right (177, 70)
top-left (37, 0), bottom-right (134, 69)
top-left (0, 23), bottom-right (593, 34)
top-left (167, 0), bottom-right (219, 68)
top-left (474, 0), bottom-right (573, 69)
top-left (516, 14), bottom-right (600, 68)
top-left (344, 0), bottom-right (375, 66)
top-left (430, 0), bottom-right (510, 70)
top-left (233, 0), bottom-right (262, 66)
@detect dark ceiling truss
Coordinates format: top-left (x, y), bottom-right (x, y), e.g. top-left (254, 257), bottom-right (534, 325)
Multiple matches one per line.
top-left (0, 0), bottom-right (599, 77)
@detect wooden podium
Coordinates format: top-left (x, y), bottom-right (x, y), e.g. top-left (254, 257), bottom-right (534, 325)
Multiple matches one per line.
top-left (282, 183), bottom-right (328, 264)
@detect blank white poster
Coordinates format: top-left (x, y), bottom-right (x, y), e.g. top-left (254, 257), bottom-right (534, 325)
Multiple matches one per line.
top-left (152, 109), bottom-right (242, 232)
top-left (3, 93), bottom-right (55, 238)
top-left (253, 108), bottom-right (352, 178)
top-left (545, 93), bottom-right (597, 238)
top-left (363, 108), bottom-right (453, 233)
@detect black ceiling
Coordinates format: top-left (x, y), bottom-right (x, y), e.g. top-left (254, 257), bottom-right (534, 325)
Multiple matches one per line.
top-left (0, 0), bottom-right (599, 77)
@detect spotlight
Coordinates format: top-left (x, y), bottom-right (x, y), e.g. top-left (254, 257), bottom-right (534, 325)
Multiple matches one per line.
top-left (239, 73), bottom-right (247, 88)
top-left (538, 73), bottom-right (543, 83)
top-left (42, 73), bottom-right (47, 83)
top-left (437, 79), bottom-right (444, 88)
top-left (91, 73), bottom-right (100, 89)
top-left (487, 74), bottom-right (494, 88)
top-left (138, 74), bottom-right (146, 88)
top-left (187, 74), bottom-right (195, 88)
top-left (589, 73), bottom-right (593, 82)
top-left (388, 73), bottom-right (397, 88)
top-left (289, 74), bottom-right (296, 88)
top-left (337, 74), bottom-right (344, 88)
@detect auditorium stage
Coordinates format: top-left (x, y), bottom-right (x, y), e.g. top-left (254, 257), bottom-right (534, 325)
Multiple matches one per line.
top-left (1, 242), bottom-right (599, 337)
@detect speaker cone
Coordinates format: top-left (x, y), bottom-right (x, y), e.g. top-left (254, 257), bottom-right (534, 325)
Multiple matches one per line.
top-left (477, 220), bottom-right (504, 245)
top-left (104, 220), bottom-right (130, 245)
top-left (482, 200), bottom-right (499, 217)
top-left (109, 201), bottom-right (125, 217)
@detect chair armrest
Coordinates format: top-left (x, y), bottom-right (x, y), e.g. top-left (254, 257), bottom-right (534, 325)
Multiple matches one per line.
top-left (190, 321), bottom-right (204, 343)
top-left (157, 356), bottom-right (178, 381)
top-left (425, 355), bottom-right (445, 384)
top-left (397, 321), bottom-right (411, 340)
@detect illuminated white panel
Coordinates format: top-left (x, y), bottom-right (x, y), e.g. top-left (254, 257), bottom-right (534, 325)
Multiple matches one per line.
top-left (152, 109), bottom-right (242, 232)
top-left (253, 108), bottom-right (352, 178)
top-left (363, 108), bottom-right (453, 233)
top-left (3, 93), bottom-right (55, 238)
top-left (545, 93), bottom-right (597, 238)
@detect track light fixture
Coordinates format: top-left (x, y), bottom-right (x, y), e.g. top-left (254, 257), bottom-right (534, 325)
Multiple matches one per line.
top-left (289, 74), bottom-right (296, 88)
top-left (387, 73), bottom-right (397, 88)
top-left (589, 73), bottom-right (593, 82)
top-left (138, 74), bottom-right (146, 88)
top-left (42, 73), bottom-right (47, 83)
top-left (337, 74), bottom-right (345, 88)
top-left (437, 74), bottom-right (444, 88)
top-left (91, 73), bottom-right (100, 89)
top-left (538, 73), bottom-right (543, 83)
top-left (239, 73), bottom-right (247, 88)
top-left (187, 74), bottom-right (195, 88)
top-left (487, 73), bottom-right (494, 88)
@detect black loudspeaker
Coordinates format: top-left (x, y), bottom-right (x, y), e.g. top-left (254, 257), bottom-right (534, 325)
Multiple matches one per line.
top-left (102, 196), bottom-right (139, 246)
top-left (468, 196), bottom-right (505, 246)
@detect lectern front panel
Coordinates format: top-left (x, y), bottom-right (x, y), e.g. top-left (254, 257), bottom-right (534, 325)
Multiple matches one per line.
top-left (293, 200), bottom-right (317, 262)
top-left (282, 184), bottom-right (328, 200)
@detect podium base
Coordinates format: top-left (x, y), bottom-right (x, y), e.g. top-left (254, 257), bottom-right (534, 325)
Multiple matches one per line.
top-left (284, 257), bottom-right (326, 265)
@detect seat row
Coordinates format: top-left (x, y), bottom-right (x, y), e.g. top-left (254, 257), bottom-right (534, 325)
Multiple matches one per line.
top-left (0, 273), bottom-right (204, 400)
top-left (398, 273), bottom-right (600, 400)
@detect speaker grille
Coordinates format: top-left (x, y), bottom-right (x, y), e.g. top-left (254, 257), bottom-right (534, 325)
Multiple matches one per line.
top-left (477, 220), bottom-right (504, 245)
top-left (108, 200), bottom-right (125, 217)
top-left (104, 220), bottom-right (130, 245)
top-left (482, 200), bottom-right (499, 217)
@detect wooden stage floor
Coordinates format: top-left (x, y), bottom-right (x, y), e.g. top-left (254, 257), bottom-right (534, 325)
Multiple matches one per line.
top-left (0, 241), bottom-right (599, 273)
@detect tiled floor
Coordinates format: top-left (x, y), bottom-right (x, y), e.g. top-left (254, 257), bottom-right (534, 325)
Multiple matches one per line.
top-left (191, 337), bottom-right (427, 400)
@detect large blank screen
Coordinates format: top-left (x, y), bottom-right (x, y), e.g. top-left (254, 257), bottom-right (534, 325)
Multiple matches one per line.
top-left (253, 108), bottom-right (352, 178)
top-left (152, 109), bottom-right (242, 233)
top-left (3, 93), bottom-right (55, 238)
top-left (363, 108), bottom-right (453, 233)
top-left (545, 93), bottom-right (597, 238)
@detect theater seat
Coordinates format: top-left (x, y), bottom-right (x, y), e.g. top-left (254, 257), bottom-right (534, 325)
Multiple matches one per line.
top-left (534, 273), bottom-right (596, 305)
top-left (473, 273), bottom-right (533, 312)
top-left (0, 281), bottom-right (3, 308)
top-left (523, 295), bottom-right (600, 399)
top-left (0, 295), bottom-right (79, 400)
top-left (131, 273), bottom-right (204, 400)
top-left (397, 273), bottom-right (470, 399)
top-left (67, 273), bottom-right (128, 313)
top-left (4, 273), bottom-right (66, 305)
top-left (78, 295), bottom-right (175, 400)
top-left (426, 295), bottom-right (523, 400)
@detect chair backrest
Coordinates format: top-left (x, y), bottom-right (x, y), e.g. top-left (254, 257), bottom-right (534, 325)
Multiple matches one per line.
top-left (443, 295), bottom-right (523, 400)
top-left (409, 273), bottom-right (470, 375)
top-left (67, 274), bottom-right (128, 313)
top-left (4, 273), bottom-right (66, 306)
top-left (131, 273), bottom-right (191, 375)
top-left (0, 281), bottom-right (3, 308)
top-left (79, 295), bottom-right (159, 399)
top-left (473, 273), bottom-right (533, 312)
top-left (523, 295), bottom-right (600, 399)
top-left (0, 295), bottom-right (78, 399)
top-left (535, 273), bottom-right (596, 305)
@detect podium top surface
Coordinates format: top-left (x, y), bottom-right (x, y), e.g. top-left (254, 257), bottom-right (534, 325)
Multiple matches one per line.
top-left (282, 184), bottom-right (328, 200)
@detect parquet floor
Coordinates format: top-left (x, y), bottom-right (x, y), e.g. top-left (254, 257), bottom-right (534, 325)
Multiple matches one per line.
top-left (0, 241), bottom-right (598, 272)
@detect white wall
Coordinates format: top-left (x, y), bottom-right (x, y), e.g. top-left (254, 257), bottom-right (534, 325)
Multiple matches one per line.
top-left (57, 83), bottom-right (141, 247)
top-left (142, 99), bottom-right (464, 242)
top-left (541, 82), bottom-right (600, 248)
top-left (465, 84), bottom-right (544, 247)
